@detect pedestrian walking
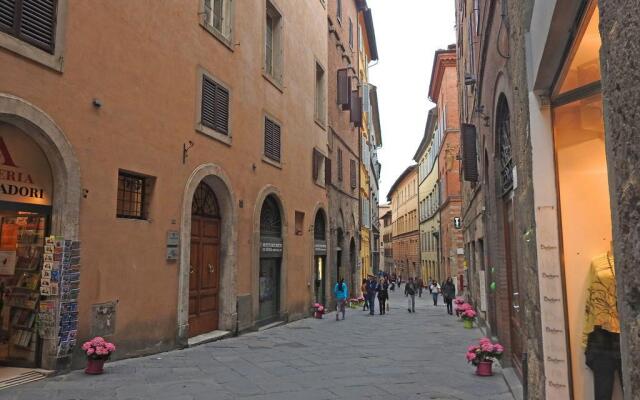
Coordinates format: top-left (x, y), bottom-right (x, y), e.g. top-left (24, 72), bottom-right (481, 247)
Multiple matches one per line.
top-left (377, 277), bottom-right (389, 315)
top-left (334, 278), bottom-right (348, 321)
top-left (405, 277), bottom-right (416, 313)
top-left (361, 279), bottom-right (369, 311)
top-left (442, 277), bottom-right (456, 315)
top-left (366, 276), bottom-right (377, 315)
top-left (428, 277), bottom-right (433, 294)
top-left (430, 280), bottom-right (441, 306)
top-left (418, 278), bottom-right (424, 297)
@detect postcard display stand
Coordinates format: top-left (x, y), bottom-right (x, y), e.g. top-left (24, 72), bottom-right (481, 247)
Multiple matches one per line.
top-left (38, 236), bottom-right (80, 359)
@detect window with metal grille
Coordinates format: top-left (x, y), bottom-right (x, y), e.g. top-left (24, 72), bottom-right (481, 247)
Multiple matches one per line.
top-left (496, 95), bottom-right (513, 195)
top-left (337, 148), bottom-right (343, 181)
top-left (264, 116), bottom-right (281, 162)
top-left (117, 172), bottom-right (146, 219)
top-left (201, 75), bottom-right (229, 135)
top-left (0, 0), bottom-right (58, 53)
top-left (350, 159), bottom-right (356, 189)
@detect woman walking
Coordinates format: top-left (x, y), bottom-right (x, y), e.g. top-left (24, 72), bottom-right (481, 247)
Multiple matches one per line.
top-left (334, 278), bottom-right (348, 321)
top-left (377, 277), bottom-right (389, 315)
top-left (361, 278), bottom-right (369, 311)
top-left (430, 280), bottom-right (441, 306)
top-left (442, 277), bottom-right (456, 315)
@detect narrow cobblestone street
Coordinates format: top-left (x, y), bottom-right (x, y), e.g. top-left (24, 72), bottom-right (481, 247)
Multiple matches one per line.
top-left (2, 289), bottom-right (513, 400)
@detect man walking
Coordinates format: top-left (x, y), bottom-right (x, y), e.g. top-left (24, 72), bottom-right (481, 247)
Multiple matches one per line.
top-left (366, 276), bottom-right (377, 316)
top-left (405, 277), bottom-right (416, 313)
top-left (430, 280), bottom-right (441, 306)
top-left (334, 278), bottom-right (348, 321)
top-left (417, 277), bottom-right (424, 297)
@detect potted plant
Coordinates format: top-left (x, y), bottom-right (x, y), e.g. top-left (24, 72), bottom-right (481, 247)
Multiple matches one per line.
top-left (312, 303), bottom-right (325, 319)
top-left (81, 336), bottom-right (116, 375)
top-left (461, 308), bottom-right (477, 329)
top-left (456, 302), bottom-right (471, 318)
top-left (466, 337), bottom-right (504, 376)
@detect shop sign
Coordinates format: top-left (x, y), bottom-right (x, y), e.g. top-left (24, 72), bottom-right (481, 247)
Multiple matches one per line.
top-left (314, 241), bottom-right (327, 255)
top-left (166, 231), bottom-right (179, 261)
top-left (260, 237), bottom-right (283, 258)
top-left (0, 125), bottom-right (53, 206)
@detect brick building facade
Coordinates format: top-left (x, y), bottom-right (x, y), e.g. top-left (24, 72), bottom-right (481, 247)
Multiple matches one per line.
top-left (387, 165), bottom-right (419, 280)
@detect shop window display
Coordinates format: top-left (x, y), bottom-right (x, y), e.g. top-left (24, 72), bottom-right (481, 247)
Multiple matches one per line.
top-left (552, 5), bottom-right (622, 398)
top-left (0, 211), bottom-right (47, 366)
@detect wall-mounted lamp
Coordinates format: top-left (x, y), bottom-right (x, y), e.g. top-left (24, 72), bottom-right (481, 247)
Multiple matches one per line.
top-left (182, 141), bottom-right (194, 164)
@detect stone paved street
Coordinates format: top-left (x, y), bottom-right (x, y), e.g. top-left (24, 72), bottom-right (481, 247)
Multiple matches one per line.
top-left (1, 289), bottom-right (514, 400)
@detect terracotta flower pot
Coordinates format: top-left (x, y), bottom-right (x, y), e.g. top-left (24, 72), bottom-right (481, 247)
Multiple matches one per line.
top-left (476, 360), bottom-right (493, 376)
top-left (463, 319), bottom-right (473, 329)
top-left (314, 311), bottom-right (323, 319)
top-left (85, 358), bottom-right (105, 375)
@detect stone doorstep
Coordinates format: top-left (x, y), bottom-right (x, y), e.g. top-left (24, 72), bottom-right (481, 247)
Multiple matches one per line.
top-left (477, 324), bottom-right (523, 400)
top-left (188, 330), bottom-right (232, 347)
top-left (257, 321), bottom-right (286, 331)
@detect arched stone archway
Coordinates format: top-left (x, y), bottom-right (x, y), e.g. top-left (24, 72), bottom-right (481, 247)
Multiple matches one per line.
top-left (251, 186), bottom-right (288, 327)
top-left (178, 163), bottom-right (237, 344)
top-left (0, 93), bottom-right (81, 370)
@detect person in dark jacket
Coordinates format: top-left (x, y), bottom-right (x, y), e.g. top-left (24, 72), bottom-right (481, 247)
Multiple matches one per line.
top-left (405, 278), bottom-right (416, 313)
top-left (376, 277), bottom-right (389, 315)
top-left (442, 277), bottom-right (456, 315)
top-left (365, 276), bottom-right (377, 315)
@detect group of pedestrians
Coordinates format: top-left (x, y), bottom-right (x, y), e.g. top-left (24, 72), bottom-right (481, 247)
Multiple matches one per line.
top-left (332, 274), bottom-right (459, 320)
top-left (361, 275), bottom-right (390, 315)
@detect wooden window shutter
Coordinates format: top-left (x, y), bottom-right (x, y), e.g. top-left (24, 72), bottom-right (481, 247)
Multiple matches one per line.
top-left (350, 159), bottom-right (357, 189)
top-left (337, 148), bottom-right (343, 181)
top-left (337, 69), bottom-right (350, 110)
top-left (312, 149), bottom-right (320, 181)
top-left (201, 76), bottom-right (230, 135)
top-left (350, 90), bottom-right (362, 127)
top-left (1, 0), bottom-right (58, 53)
top-left (325, 157), bottom-right (332, 186)
top-left (462, 123), bottom-right (479, 182)
top-left (264, 117), bottom-right (281, 162)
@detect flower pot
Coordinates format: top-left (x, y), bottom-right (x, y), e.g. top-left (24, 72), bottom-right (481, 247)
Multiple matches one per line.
top-left (85, 358), bottom-right (105, 375)
top-left (463, 319), bottom-right (473, 329)
top-left (476, 361), bottom-right (493, 376)
top-left (314, 311), bottom-right (323, 319)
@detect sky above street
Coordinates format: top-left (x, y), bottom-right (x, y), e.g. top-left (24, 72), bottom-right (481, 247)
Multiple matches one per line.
top-left (368, 0), bottom-right (456, 204)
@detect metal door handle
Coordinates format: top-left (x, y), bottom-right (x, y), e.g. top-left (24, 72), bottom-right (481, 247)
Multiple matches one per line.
top-left (208, 264), bottom-right (214, 273)
top-left (190, 265), bottom-right (195, 274)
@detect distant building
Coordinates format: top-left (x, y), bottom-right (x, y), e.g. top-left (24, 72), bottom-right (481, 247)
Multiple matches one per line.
top-left (387, 165), bottom-right (419, 280)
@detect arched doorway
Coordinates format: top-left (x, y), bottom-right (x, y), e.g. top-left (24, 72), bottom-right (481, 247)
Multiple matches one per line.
top-left (258, 195), bottom-right (282, 324)
top-left (496, 94), bottom-right (523, 375)
top-left (189, 182), bottom-right (221, 337)
top-left (349, 238), bottom-right (356, 296)
top-left (0, 95), bottom-right (81, 371)
top-left (313, 210), bottom-right (327, 305)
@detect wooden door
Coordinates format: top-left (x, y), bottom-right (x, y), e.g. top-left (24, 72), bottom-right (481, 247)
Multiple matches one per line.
top-left (189, 216), bottom-right (220, 337)
top-left (504, 199), bottom-right (524, 375)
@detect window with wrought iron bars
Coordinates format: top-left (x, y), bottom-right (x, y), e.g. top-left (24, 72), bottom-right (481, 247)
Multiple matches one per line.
top-left (117, 172), bottom-right (147, 219)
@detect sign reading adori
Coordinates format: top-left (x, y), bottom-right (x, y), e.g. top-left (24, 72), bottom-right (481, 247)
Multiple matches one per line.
top-left (0, 123), bottom-right (53, 206)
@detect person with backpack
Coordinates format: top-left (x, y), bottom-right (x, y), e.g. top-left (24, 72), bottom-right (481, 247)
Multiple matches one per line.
top-left (405, 277), bottom-right (416, 313)
top-left (366, 276), bottom-right (378, 316)
top-left (442, 277), bottom-right (456, 315)
top-left (376, 277), bottom-right (389, 315)
top-left (333, 278), bottom-right (348, 321)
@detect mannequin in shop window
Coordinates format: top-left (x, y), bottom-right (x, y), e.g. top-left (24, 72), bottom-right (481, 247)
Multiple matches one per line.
top-left (583, 245), bottom-right (622, 400)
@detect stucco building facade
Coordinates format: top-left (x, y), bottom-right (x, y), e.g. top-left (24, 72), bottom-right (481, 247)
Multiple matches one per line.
top-left (0, 0), bottom-right (332, 372)
top-left (387, 165), bottom-right (419, 280)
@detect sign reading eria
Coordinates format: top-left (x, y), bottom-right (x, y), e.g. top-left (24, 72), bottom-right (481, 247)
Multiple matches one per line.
top-left (0, 124), bottom-right (53, 206)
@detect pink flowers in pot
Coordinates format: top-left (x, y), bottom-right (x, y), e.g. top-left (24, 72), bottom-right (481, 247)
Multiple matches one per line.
top-left (454, 297), bottom-right (466, 305)
top-left (466, 337), bottom-right (504, 366)
top-left (312, 303), bottom-right (325, 313)
top-left (461, 308), bottom-right (477, 321)
top-left (455, 302), bottom-right (472, 317)
top-left (81, 337), bottom-right (116, 360)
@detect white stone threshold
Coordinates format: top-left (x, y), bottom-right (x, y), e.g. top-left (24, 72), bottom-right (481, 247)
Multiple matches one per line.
top-left (257, 320), bottom-right (285, 331)
top-left (187, 330), bottom-right (232, 347)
